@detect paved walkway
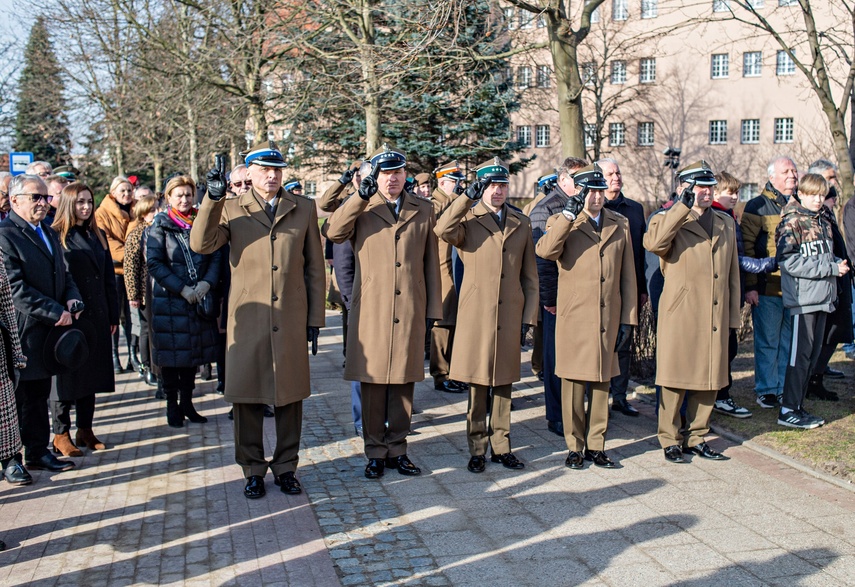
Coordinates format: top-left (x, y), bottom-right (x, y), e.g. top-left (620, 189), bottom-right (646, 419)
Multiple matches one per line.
top-left (1, 310), bottom-right (854, 586)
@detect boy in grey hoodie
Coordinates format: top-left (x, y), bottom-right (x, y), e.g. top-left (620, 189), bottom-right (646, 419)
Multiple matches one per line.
top-left (775, 174), bottom-right (850, 429)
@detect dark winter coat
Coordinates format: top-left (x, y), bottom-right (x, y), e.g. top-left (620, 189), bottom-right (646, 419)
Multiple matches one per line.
top-left (146, 212), bottom-right (221, 368)
top-left (603, 192), bottom-right (648, 299)
top-left (820, 206), bottom-right (853, 345)
top-left (55, 226), bottom-right (119, 400)
top-left (0, 212), bottom-right (82, 381)
top-left (530, 185), bottom-right (571, 307)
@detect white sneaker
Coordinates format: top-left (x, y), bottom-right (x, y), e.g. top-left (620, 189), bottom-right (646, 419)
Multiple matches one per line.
top-left (714, 398), bottom-right (753, 419)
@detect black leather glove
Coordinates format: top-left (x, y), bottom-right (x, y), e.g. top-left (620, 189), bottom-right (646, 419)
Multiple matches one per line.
top-left (563, 191), bottom-right (586, 219)
top-left (358, 175), bottom-right (378, 201)
top-left (339, 168), bottom-right (355, 185)
top-left (307, 326), bottom-right (320, 355)
top-left (464, 178), bottom-right (491, 201)
top-left (453, 181), bottom-right (465, 195)
top-left (614, 324), bottom-right (633, 353)
top-left (678, 180), bottom-right (696, 208)
top-left (206, 154), bottom-right (228, 201)
top-left (520, 324), bottom-right (530, 346)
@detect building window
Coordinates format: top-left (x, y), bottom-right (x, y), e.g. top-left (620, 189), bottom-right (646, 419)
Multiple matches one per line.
top-left (504, 67), bottom-right (513, 84)
top-left (305, 180), bottom-right (317, 197)
top-left (741, 119), bottom-right (760, 144)
top-left (748, 0), bottom-right (764, 6)
top-left (776, 50), bottom-right (796, 75)
top-left (536, 65), bottom-right (551, 88)
top-left (588, 0), bottom-right (600, 22)
top-left (774, 117), bottom-right (794, 143)
top-left (611, 60), bottom-right (627, 84)
top-left (582, 62), bottom-right (596, 86)
top-left (638, 122), bottom-right (655, 146)
top-left (535, 125), bottom-right (551, 148)
top-left (504, 7), bottom-right (516, 30)
top-left (609, 123), bottom-right (626, 146)
top-left (519, 11), bottom-right (534, 29)
top-left (711, 54), bottom-right (729, 78)
top-left (709, 120), bottom-right (728, 144)
top-left (613, 0), bottom-right (628, 20)
top-left (739, 183), bottom-right (760, 201)
top-left (517, 125), bottom-right (532, 147)
top-left (641, 0), bottom-right (658, 18)
top-left (537, 14), bottom-right (546, 28)
top-left (585, 123), bottom-right (597, 148)
top-left (743, 51), bottom-right (762, 77)
top-left (640, 58), bottom-right (656, 83)
top-left (779, 0), bottom-right (797, 5)
top-left (713, 0), bottom-right (730, 11)
top-left (517, 66), bottom-right (532, 89)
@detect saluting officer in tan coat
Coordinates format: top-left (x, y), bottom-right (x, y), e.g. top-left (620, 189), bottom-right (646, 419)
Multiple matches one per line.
top-left (644, 161), bottom-right (740, 463)
top-left (191, 142), bottom-right (326, 499)
top-left (430, 161), bottom-right (468, 394)
top-left (435, 158), bottom-right (539, 473)
top-left (536, 165), bottom-right (638, 470)
top-left (326, 145), bottom-right (442, 480)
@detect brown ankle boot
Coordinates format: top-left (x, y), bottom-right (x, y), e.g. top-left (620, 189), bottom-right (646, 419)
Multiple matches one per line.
top-left (75, 428), bottom-right (107, 450)
top-left (53, 431), bottom-right (84, 457)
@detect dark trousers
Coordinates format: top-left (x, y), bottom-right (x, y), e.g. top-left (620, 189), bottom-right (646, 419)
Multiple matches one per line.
top-left (112, 277), bottom-right (133, 351)
top-left (717, 329), bottom-right (739, 401)
top-left (609, 349), bottom-right (631, 401)
top-left (531, 319), bottom-right (543, 374)
top-left (361, 382), bottom-right (414, 459)
top-left (541, 311), bottom-right (562, 422)
top-left (51, 394), bottom-right (96, 434)
top-left (216, 332), bottom-right (226, 385)
top-left (161, 366), bottom-right (196, 393)
top-left (16, 378), bottom-right (52, 460)
top-left (812, 343), bottom-right (836, 377)
top-left (138, 306), bottom-right (151, 366)
top-left (781, 312), bottom-right (826, 411)
top-left (233, 401), bottom-right (302, 477)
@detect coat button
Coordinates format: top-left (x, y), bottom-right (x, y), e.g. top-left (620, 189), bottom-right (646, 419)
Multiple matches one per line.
top-left (600, 252), bottom-right (604, 257)
top-left (600, 277), bottom-right (605, 282)
top-left (501, 273), bottom-right (505, 278)
top-left (600, 301), bottom-right (605, 308)
top-left (498, 300), bottom-right (503, 304)
top-left (503, 247), bottom-right (507, 252)
top-left (395, 290), bottom-right (401, 295)
top-left (272, 265), bottom-right (278, 271)
top-left (713, 326), bottom-right (718, 332)
top-left (497, 325), bottom-right (501, 331)
top-left (271, 235), bottom-right (277, 240)
top-left (395, 235), bottom-right (400, 241)
top-left (272, 295), bottom-right (278, 302)
top-left (714, 273), bottom-right (718, 279)
top-left (600, 327), bottom-right (606, 333)
top-left (395, 262), bottom-right (401, 267)
top-left (272, 326), bottom-right (279, 332)
top-left (713, 300), bottom-right (718, 305)
top-left (394, 318), bottom-right (400, 324)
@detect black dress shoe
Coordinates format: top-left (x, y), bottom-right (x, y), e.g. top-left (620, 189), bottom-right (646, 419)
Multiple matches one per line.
top-left (274, 471), bottom-right (302, 494)
top-left (25, 453), bottom-right (75, 472)
top-left (4, 460), bottom-right (32, 485)
top-left (263, 405), bottom-right (275, 418)
top-left (683, 442), bottom-right (729, 460)
top-left (547, 420), bottom-right (564, 436)
top-left (434, 380), bottom-right (464, 393)
top-left (611, 397), bottom-right (639, 417)
top-left (565, 451), bottom-right (584, 469)
top-left (228, 408), bottom-right (234, 420)
top-left (216, 381), bottom-right (225, 394)
top-left (536, 371), bottom-right (544, 382)
top-left (584, 450), bottom-right (616, 468)
top-left (144, 368), bottom-right (158, 387)
top-left (491, 452), bottom-right (525, 469)
top-left (365, 458), bottom-right (385, 479)
top-left (467, 455), bottom-right (486, 473)
top-left (244, 475), bottom-right (265, 499)
top-left (453, 380), bottom-right (469, 391)
top-left (825, 366), bottom-right (845, 379)
top-left (663, 445), bottom-right (685, 463)
top-left (386, 454), bottom-right (421, 476)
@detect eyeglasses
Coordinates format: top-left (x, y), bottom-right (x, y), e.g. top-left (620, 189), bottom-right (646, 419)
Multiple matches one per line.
top-left (231, 181), bottom-right (252, 188)
top-left (37, 172), bottom-right (50, 178)
top-left (16, 193), bottom-right (50, 203)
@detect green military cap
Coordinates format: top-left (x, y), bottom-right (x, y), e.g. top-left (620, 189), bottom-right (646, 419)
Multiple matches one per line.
top-left (368, 143), bottom-right (406, 171)
top-left (53, 165), bottom-right (78, 180)
top-left (677, 160), bottom-right (717, 186)
top-left (414, 173), bottom-right (431, 186)
top-left (572, 164), bottom-right (608, 189)
top-left (241, 140), bottom-right (288, 168)
top-left (434, 161), bottom-right (466, 181)
top-left (474, 157), bottom-right (509, 183)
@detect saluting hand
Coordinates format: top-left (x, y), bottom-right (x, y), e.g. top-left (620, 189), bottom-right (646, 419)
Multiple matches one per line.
top-left (678, 181), bottom-right (696, 208)
top-left (339, 168), bottom-right (356, 185)
top-left (563, 193), bottom-right (585, 220)
top-left (464, 178), bottom-right (491, 201)
top-left (206, 154), bottom-right (228, 201)
top-left (358, 176), bottom-right (378, 201)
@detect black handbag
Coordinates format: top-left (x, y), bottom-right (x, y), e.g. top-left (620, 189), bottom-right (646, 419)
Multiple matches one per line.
top-left (177, 233), bottom-right (218, 321)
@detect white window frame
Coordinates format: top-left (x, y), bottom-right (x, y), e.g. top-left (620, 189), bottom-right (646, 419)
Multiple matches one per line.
top-left (585, 123), bottom-right (597, 148)
top-left (638, 122), bottom-right (655, 147)
top-left (640, 58), bottom-right (656, 83)
top-left (711, 54), bottom-right (729, 79)
top-left (535, 125), bottom-right (551, 148)
top-left (709, 120), bottom-right (728, 144)
top-left (641, 0), bottom-right (658, 18)
top-left (739, 183), bottom-right (760, 202)
top-left (609, 123), bottom-right (626, 147)
top-left (713, 0), bottom-right (731, 12)
top-left (743, 52), bottom-right (762, 77)
top-left (741, 119), bottom-right (760, 144)
top-left (613, 0), bottom-right (628, 20)
top-left (774, 118), bottom-right (794, 143)
top-left (611, 60), bottom-right (627, 84)
top-left (536, 65), bottom-right (551, 88)
top-left (776, 50), bottom-right (796, 75)
top-left (519, 11), bottom-right (534, 29)
top-left (517, 66), bottom-right (533, 89)
top-left (504, 7), bottom-right (516, 30)
top-left (517, 125), bottom-right (532, 147)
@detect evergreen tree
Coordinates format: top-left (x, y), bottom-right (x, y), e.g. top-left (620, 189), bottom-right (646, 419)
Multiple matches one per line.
top-left (14, 16), bottom-right (72, 164)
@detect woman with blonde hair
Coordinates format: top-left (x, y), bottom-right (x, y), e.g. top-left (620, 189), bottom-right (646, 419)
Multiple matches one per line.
top-left (49, 182), bottom-right (119, 454)
top-left (95, 176), bottom-right (137, 374)
top-left (147, 176), bottom-right (221, 427)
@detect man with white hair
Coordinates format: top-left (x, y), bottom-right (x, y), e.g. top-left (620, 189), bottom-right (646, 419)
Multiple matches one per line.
top-left (228, 164), bottom-right (251, 199)
top-left (808, 159), bottom-right (838, 188)
top-left (741, 156), bottom-right (798, 408)
top-left (25, 161), bottom-right (52, 178)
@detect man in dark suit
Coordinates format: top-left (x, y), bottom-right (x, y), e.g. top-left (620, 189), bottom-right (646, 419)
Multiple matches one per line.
top-left (0, 174), bottom-right (83, 475)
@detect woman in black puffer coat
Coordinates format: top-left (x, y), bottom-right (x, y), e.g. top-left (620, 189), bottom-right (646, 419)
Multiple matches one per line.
top-left (146, 175), bottom-right (221, 428)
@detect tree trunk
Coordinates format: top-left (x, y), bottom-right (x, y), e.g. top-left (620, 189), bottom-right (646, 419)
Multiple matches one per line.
top-left (113, 139), bottom-right (125, 177)
top-left (548, 19), bottom-right (585, 158)
top-left (153, 155), bottom-right (163, 193)
top-left (361, 2), bottom-right (380, 154)
top-left (186, 100), bottom-right (199, 182)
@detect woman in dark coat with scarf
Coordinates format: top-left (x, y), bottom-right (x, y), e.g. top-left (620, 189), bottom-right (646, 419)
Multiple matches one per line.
top-left (50, 182), bottom-right (119, 455)
top-left (147, 175), bottom-right (221, 428)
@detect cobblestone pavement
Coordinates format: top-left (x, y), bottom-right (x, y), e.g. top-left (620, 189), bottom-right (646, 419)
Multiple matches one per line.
top-left (2, 310), bottom-right (854, 586)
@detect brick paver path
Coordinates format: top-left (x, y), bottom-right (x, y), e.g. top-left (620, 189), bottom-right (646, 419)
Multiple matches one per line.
top-left (2, 310), bottom-right (854, 586)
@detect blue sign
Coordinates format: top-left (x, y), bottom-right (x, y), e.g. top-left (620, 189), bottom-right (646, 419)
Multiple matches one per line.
top-left (10, 152), bottom-right (34, 175)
